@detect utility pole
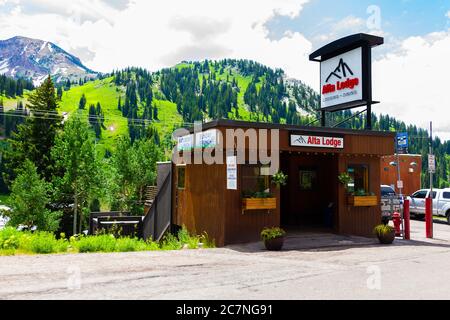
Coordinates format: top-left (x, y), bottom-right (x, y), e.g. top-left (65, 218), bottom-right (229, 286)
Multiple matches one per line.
top-left (395, 138), bottom-right (403, 198)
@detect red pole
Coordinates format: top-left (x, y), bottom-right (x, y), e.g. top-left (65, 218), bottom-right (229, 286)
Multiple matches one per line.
top-left (403, 199), bottom-right (410, 240)
top-left (425, 197), bottom-right (433, 238)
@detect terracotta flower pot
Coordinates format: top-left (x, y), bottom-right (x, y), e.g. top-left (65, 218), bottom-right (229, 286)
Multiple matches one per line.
top-left (264, 236), bottom-right (285, 251)
top-left (377, 229), bottom-right (395, 244)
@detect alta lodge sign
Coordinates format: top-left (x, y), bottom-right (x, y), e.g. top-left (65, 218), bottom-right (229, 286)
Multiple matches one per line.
top-left (290, 134), bottom-right (344, 149)
top-left (320, 47), bottom-right (363, 110)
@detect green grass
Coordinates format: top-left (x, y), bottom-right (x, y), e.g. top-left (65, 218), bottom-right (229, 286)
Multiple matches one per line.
top-left (0, 91), bottom-right (31, 111)
top-left (0, 226), bottom-right (215, 255)
top-left (0, 194), bottom-right (10, 206)
top-left (59, 77), bottom-right (127, 152)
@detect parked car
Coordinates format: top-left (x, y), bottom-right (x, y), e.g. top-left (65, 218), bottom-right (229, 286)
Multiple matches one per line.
top-left (407, 188), bottom-right (450, 224)
top-left (381, 185), bottom-right (396, 198)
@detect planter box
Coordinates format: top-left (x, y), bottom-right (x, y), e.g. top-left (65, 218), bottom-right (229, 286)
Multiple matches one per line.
top-left (242, 198), bottom-right (276, 212)
top-left (347, 195), bottom-right (378, 207)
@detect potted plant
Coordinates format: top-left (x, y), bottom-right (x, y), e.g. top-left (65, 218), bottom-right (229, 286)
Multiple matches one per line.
top-left (373, 224), bottom-right (395, 244)
top-left (338, 172), bottom-right (352, 189)
top-left (261, 227), bottom-right (286, 251)
top-left (271, 171), bottom-right (288, 188)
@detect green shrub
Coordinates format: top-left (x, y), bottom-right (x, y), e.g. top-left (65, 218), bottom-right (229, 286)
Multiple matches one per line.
top-left (160, 233), bottom-right (183, 250)
top-left (260, 227), bottom-right (286, 241)
top-left (199, 232), bottom-right (216, 248)
top-left (75, 234), bottom-right (117, 253)
top-left (27, 232), bottom-right (68, 254)
top-left (0, 227), bottom-right (215, 255)
top-left (373, 224), bottom-right (394, 237)
top-left (0, 227), bottom-right (22, 250)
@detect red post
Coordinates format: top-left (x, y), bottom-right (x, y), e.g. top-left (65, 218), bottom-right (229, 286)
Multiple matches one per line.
top-left (425, 197), bottom-right (433, 238)
top-left (403, 199), bottom-right (410, 240)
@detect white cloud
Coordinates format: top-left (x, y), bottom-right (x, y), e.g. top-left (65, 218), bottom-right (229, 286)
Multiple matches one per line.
top-left (373, 30), bottom-right (450, 140)
top-left (446, 10), bottom-right (450, 19)
top-left (0, 0), bottom-right (318, 87)
top-left (313, 15), bottom-right (365, 45)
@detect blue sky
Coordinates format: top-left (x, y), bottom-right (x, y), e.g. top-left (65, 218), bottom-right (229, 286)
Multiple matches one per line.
top-left (267, 0), bottom-right (450, 48)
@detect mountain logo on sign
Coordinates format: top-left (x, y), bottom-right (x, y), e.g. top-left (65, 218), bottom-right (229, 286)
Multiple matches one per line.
top-left (325, 58), bottom-right (354, 83)
top-left (293, 136), bottom-right (307, 144)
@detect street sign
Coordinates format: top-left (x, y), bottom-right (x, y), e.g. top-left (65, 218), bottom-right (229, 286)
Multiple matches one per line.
top-left (428, 154), bottom-right (435, 173)
top-left (397, 180), bottom-right (404, 189)
top-left (396, 132), bottom-right (408, 154)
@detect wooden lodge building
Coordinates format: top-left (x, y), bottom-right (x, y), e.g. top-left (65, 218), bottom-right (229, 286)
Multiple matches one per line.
top-left (169, 119), bottom-right (395, 246)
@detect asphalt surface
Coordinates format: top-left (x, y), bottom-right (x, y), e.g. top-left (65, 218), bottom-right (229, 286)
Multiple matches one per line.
top-left (1, 220), bottom-right (450, 300)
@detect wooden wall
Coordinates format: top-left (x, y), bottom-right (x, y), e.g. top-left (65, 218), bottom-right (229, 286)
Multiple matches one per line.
top-left (173, 162), bottom-right (227, 246)
top-left (380, 154), bottom-right (422, 196)
top-left (173, 125), bottom-right (395, 246)
top-left (337, 155), bottom-right (383, 237)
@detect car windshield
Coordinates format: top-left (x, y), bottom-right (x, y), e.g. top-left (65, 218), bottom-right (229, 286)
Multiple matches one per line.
top-left (381, 186), bottom-right (395, 197)
top-left (412, 190), bottom-right (428, 198)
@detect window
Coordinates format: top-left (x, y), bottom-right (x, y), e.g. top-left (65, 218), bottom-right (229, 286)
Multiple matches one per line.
top-left (299, 168), bottom-right (317, 191)
top-left (241, 165), bottom-right (270, 196)
top-left (412, 190), bottom-right (427, 199)
top-left (430, 191), bottom-right (437, 199)
top-left (347, 165), bottom-right (369, 194)
top-left (443, 192), bottom-right (450, 199)
top-left (177, 166), bottom-right (186, 189)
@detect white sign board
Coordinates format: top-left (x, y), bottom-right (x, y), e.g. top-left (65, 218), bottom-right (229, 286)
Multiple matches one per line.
top-left (320, 47), bottom-right (363, 110)
top-left (226, 156), bottom-right (237, 190)
top-left (428, 154), bottom-right (436, 173)
top-left (291, 134), bottom-right (344, 149)
top-left (195, 129), bottom-right (218, 149)
top-left (397, 180), bottom-right (403, 189)
top-left (177, 129), bottom-right (219, 150)
top-left (177, 134), bottom-right (193, 151)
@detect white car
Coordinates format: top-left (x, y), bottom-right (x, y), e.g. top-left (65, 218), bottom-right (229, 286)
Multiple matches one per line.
top-left (407, 188), bottom-right (450, 224)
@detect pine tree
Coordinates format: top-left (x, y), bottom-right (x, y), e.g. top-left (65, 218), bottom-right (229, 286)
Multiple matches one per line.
top-left (79, 93), bottom-right (87, 110)
top-left (57, 86), bottom-right (63, 100)
top-left (3, 76), bottom-right (61, 184)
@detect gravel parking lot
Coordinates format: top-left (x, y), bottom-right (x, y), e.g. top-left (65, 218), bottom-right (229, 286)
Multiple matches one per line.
top-left (1, 220), bottom-right (450, 300)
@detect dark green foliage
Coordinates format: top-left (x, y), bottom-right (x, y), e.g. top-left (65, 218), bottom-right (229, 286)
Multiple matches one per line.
top-left (3, 76), bottom-right (61, 184)
top-left (88, 102), bottom-right (104, 138)
top-left (79, 93), bottom-right (87, 109)
top-left (0, 75), bottom-right (34, 97)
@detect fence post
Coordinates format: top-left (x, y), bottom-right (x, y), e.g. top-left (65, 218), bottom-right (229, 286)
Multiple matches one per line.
top-left (403, 199), bottom-right (410, 240)
top-left (425, 197), bottom-right (433, 238)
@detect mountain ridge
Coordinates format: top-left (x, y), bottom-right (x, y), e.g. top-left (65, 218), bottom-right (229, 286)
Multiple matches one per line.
top-left (0, 36), bottom-right (98, 85)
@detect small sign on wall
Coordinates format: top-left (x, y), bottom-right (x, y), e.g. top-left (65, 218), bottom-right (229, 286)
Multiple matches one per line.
top-left (290, 134), bottom-right (344, 149)
top-left (227, 156), bottom-right (237, 190)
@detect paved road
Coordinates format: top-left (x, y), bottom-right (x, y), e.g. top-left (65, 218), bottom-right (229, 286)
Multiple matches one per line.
top-left (1, 220), bottom-right (450, 300)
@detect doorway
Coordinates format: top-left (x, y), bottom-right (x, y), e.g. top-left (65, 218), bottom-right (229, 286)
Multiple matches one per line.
top-left (280, 153), bottom-right (338, 231)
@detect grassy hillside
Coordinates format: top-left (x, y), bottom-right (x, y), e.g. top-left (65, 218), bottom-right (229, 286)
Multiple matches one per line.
top-left (58, 76), bottom-right (182, 153)
top-left (0, 91), bottom-right (31, 111)
top-left (59, 77), bottom-right (127, 153)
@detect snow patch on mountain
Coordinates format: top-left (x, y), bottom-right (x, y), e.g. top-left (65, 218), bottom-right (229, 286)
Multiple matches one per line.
top-left (0, 36), bottom-right (98, 84)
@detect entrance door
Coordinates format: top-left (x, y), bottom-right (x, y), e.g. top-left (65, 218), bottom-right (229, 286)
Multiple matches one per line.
top-left (280, 153), bottom-right (338, 230)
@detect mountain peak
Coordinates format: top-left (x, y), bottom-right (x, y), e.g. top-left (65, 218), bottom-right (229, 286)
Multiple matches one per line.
top-left (0, 36), bottom-right (97, 85)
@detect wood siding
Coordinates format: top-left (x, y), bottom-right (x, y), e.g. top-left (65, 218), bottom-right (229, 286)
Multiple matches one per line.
top-left (380, 154), bottom-right (422, 196)
top-left (173, 124), bottom-right (395, 246)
